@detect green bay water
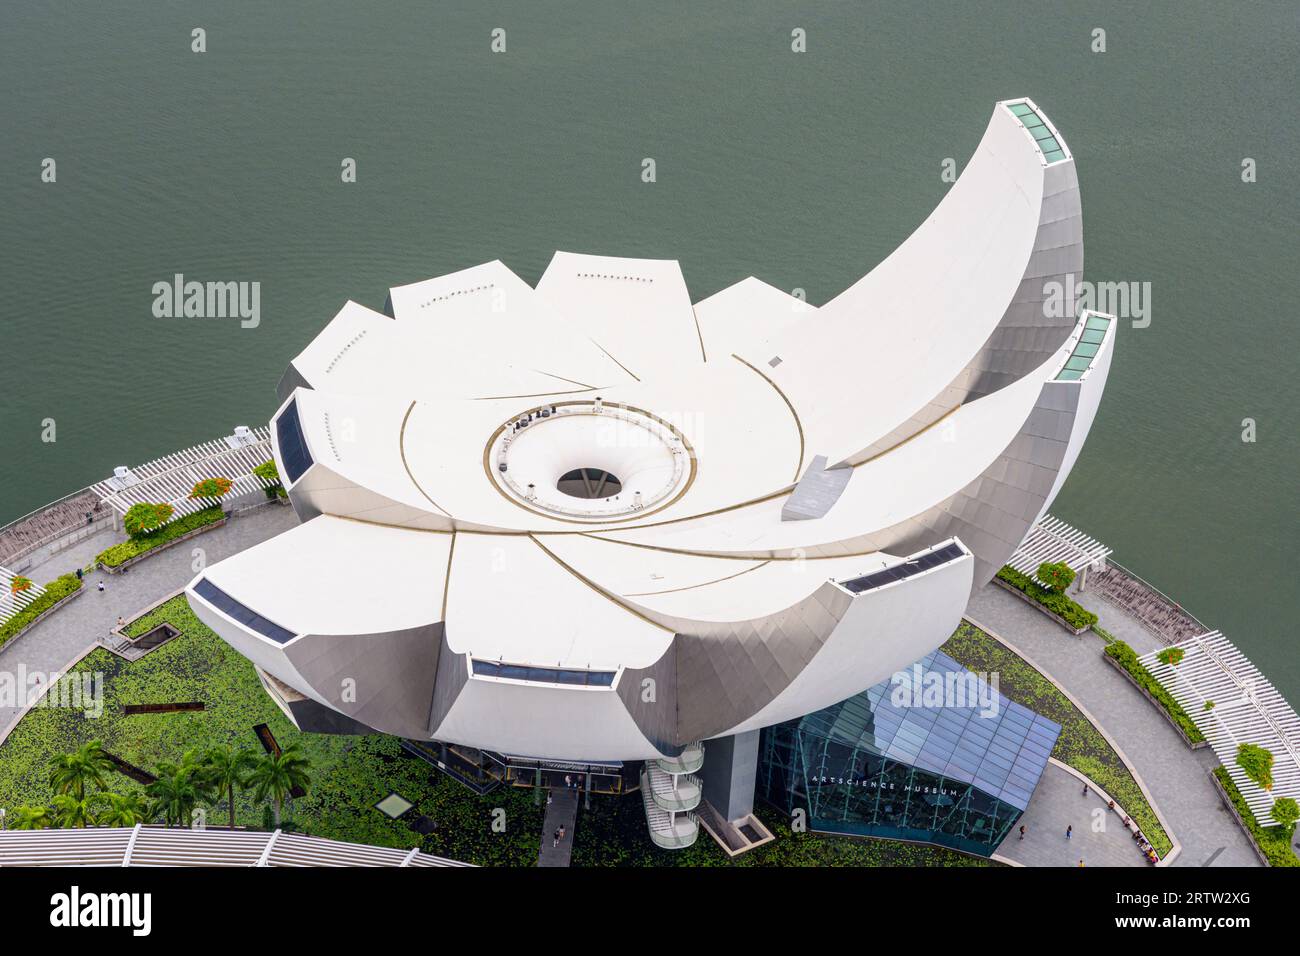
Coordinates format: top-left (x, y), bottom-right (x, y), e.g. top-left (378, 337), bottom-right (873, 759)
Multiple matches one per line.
top-left (3, 2), bottom-right (1297, 698)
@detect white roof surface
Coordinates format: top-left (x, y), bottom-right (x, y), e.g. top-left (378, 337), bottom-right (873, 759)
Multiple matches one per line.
top-left (226, 99), bottom-right (1092, 671)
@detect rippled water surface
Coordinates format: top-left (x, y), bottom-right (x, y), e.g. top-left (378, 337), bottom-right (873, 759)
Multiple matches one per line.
top-left (2, 2), bottom-right (1297, 697)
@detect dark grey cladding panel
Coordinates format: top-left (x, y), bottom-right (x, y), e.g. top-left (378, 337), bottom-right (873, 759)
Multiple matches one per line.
top-left (665, 584), bottom-right (854, 746)
top-left (427, 625), bottom-right (470, 737)
top-left (617, 642), bottom-right (682, 757)
top-left (880, 381), bottom-right (1080, 586)
top-left (287, 697), bottom-right (378, 736)
top-left (284, 622), bottom-right (442, 741)
top-left (276, 363), bottom-right (312, 405)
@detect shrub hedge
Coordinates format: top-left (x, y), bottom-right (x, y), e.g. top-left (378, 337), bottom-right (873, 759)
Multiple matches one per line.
top-left (1213, 767), bottom-right (1298, 867)
top-left (1104, 641), bottom-right (1206, 744)
top-left (96, 507), bottom-right (225, 568)
top-left (0, 574), bottom-right (82, 649)
top-left (996, 566), bottom-right (1098, 630)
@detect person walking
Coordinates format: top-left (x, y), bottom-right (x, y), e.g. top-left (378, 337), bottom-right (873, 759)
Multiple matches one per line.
top-left (1066, 825), bottom-right (1073, 841)
top-left (75, 568), bottom-right (83, 581)
top-left (1018, 824), bottom-right (1026, 840)
top-left (97, 581), bottom-right (105, 593)
top-left (552, 828), bottom-right (559, 848)
top-left (558, 824), bottom-right (566, 842)
top-left (1082, 783), bottom-right (1089, 797)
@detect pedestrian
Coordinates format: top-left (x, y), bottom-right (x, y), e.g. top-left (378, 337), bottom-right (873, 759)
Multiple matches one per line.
top-left (97, 581), bottom-right (105, 593)
top-left (564, 774), bottom-right (572, 789)
top-left (552, 829), bottom-right (559, 848)
top-left (1018, 824), bottom-right (1025, 840)
top-left (1082, 782), bottom-right (1089, 796)
top-left (546, 792), bottom-right (553, 806)
top-left (1066, 825), bottom-right (1073, 840)
top-left (116, 616), bottom-right (126, 628)
top-left (558, 824), bottom-right (566, 841)
top-left (1078, 858), bottom-right (1085, 867)
top-left (75, 568), bottom-right (83, 581)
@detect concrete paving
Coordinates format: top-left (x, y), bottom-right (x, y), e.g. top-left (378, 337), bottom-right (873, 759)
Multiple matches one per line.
top-left (997, 762), bottom-right (1150, 867)
top-left (537, 787), bottom-right (579, 867)
top-left (967, 582), bottom-right (1260, 867)
top-left (0, 503), bottom-right (299, 741)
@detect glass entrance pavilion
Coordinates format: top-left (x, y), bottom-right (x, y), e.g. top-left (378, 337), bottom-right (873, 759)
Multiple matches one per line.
top-left (758, 650), bottom-right (1062, 857)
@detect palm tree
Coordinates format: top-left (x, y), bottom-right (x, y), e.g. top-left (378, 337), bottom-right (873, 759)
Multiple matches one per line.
top-left (10, 806), bottom-right (52, 830)
top-left (48, 740), bottom-right (114, 800)
top-left (146, 753), bottom-right (213, 828)
top-left (248, 746), bottom-right (311, 827)
top-left (51, 794), bottom-right (96, 829)
top-left (94, 792), bottom-right (151, 827)
top-left (202, 745), bottom-right (256, 830)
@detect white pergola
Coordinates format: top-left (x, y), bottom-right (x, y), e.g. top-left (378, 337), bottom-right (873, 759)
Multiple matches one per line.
top-left (91, 426), bottom-right (279, 523)
top-left (1139, 631), bottom-right (1300, 825)
top-left (0, 565), bottom-right (46, 628)
top-left (1008, 513), bottom-right (1112, 590)
top-left (0, 824), bottom-right (470, 867)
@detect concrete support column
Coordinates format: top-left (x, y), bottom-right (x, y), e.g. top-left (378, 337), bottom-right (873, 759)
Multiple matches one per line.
top-left (701, 729), bottom-right (760, 823)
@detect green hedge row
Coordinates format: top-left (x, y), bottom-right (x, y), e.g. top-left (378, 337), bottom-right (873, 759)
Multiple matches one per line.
top-left (996, 566), bottom-right (1098, 630)
top-left (1104, 641), bottom-right (1206, 744)
top-left (96, 507), bottom-right (225, 568)
top-left (1213, 767), bottom-right (1298, 867)
top-left (0, 574), bottom-right (83, 649)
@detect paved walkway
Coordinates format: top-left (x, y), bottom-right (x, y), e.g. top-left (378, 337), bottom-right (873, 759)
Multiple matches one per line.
top-left (0, 504), bottom-right (298, 742)
top-left (996, 762), bottom-right (1149, 867)
top-left (967, 582), bottom-right (1260, 867)
top-left (537, 788), bottom-right (579, 867)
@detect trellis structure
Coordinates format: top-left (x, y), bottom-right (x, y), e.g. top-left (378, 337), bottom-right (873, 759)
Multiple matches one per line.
top-left (0, 824), bottom-right (471, 867)
top-left (0, 565), bottom-right (46, 628)
top-left (1008, 513), bottom-right (1113, 590)
top-left (1139, 631), bottom-right (1300, 825)
top-left (91, 427), bottom-right (279, 523)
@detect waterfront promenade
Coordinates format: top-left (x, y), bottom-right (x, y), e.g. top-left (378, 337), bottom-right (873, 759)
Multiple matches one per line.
top-left (0, 498), bottom-right (1274, 866)
top-left (968, 584), bottom-right (1261, 867)
top-left (0, 504), bottom-right (298, 742)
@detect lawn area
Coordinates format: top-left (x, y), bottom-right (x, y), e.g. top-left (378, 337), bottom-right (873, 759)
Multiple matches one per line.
top-left (0, 596), bottom-right (541, 866)
top-left (942, 621), bottom-right (1172, 856)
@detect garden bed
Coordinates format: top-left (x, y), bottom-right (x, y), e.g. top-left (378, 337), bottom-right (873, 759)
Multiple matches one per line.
top-left (1102, 641), bottom-right (1207, 748)
top-left (0, 575), bottom-right (84, 651)
top-left (97, 508), bottom-right (227, 573)
top-left (943, 621), bottom-right (1172, 857)
top-left (992, 570), bottom-right (1095, 635)
top-left (1210, 767), bottom-right (1296, 867)
top-left (0, 595), bottom-right (543, 866)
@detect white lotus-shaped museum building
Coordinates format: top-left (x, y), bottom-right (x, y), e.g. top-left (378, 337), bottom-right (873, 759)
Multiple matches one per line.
top-left (187, 98), bottom-right (1114, 771)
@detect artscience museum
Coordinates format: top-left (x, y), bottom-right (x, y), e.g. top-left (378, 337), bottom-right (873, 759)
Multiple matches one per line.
top-left (185, 98), bottom-right (1115, 850)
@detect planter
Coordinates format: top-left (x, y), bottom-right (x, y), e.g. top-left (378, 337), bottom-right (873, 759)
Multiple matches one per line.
top-left (1208, 769), bottom-right (1272, 867)
top-left (992, 576), bottom-right (1092, 635)
top-left (1102, 650), bottom-right (1208, 750)
top-left (99, 516), bottom-right (228, 574)
top-left (0, 585), bottom-right (85, 652)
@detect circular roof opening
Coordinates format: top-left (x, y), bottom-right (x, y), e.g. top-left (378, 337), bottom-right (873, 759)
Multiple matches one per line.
top-left (557, 468), bottom-right (622, 500)
top-left (487, 399), bottom-right (695, 522)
